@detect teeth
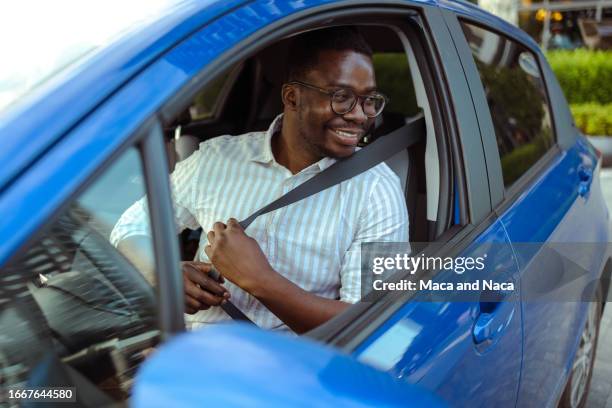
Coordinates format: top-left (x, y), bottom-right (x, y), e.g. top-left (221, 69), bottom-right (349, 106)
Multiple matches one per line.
top-left (335, 129), bottom-right (357, 138)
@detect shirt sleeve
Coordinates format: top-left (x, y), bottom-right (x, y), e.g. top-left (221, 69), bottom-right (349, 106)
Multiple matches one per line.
top-left (110, 147), bottom-right (203, 246)
top-left (338, 169), bottom-right (410, 303)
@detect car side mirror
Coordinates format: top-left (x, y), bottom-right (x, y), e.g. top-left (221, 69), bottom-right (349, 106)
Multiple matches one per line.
top-left (132, 324), bottom-right (446, 407)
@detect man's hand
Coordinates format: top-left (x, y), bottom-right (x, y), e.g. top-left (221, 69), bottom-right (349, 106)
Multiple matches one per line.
top-left (205, 218), bottom-right (349, 333)
top-left (182, 261), bottom-right (230, 314)
top-left (204, 219), bottom-right (274, 292)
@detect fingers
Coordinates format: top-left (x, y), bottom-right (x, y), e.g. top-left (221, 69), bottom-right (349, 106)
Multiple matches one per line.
top-left (207, 222), bottom-right (226, 249)
top-left (207, 219), bottom-right (241, 249)
top-left (213, 221), bottom-right (226, 235)
top-left (204, 244), bottom-right (212, 260)
top-left (185, 294), bottom-right (204, 314)
top-left (182, 262), bottom-right (230, 312)
top-left (184, 276), bottom-right (226, 308)
top-left (184, 277), bottom-right (216, 303)
top-left (186, 261), bottom-right (224, 283)
top-left (188, 261), bottom-right (212, 273)
top-left (184, 263), bottom-right (228, 296)
top-left (227, 218), bottom-right (240, 229)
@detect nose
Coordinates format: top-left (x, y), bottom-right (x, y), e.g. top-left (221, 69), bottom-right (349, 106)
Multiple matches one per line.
top-left (342, 97), bottom-right (368, 125)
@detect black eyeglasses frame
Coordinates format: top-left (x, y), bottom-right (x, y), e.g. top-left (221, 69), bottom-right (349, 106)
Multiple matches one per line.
top-left (287, 80), bottom-right (388, 118)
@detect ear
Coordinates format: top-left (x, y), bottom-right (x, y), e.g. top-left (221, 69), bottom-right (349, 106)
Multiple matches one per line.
top-left (281, 84), bottom-right (299, 111)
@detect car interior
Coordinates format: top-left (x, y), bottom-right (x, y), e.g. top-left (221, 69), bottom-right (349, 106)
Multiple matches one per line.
top-left (163, 24), bottom-right (453, 261)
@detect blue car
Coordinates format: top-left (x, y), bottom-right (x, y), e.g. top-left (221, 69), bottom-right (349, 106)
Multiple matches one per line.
top-left (1, 0), bottom-right (610, 407)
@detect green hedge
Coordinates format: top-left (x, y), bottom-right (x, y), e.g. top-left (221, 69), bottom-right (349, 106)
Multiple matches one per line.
top-left (375, 51), bottom-right (612, 135)
top-left (547, 49), bottom-right (612, 105)
top-left (372, 53), bottom-right (418, 116)
top-left (570, 103), bottom-right (612, 136)
top-left (500, 133), bottom-right (550, 185)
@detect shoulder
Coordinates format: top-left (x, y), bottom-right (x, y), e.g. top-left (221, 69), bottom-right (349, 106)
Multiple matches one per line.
top-left (196, 131), bottom-right (266, 159)
top-left (353, 162), bottom-right (402, 192)
top-left (371, 162), bottom-right (401, 183)
top-left (348, 163), bottom-right (406, 216)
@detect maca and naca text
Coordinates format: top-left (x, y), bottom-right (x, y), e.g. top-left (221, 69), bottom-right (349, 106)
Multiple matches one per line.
top-left (373, 279), bottom-right (515, 291)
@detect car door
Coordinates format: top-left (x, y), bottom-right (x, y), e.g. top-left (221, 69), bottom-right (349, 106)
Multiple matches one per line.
top-left (0, 121), bottom-right (183, 405)
top-left (443, 8), bottom-right (608, 406)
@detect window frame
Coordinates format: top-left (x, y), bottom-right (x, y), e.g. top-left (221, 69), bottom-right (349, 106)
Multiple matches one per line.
top-left (160, 5), bottom-right (473, 228)
top-left (157, 2), bottom-right (484, 348)
top-left (447, 14), bottom-right (564, 210)
top-left (1, 117), bottom-right (184, 337)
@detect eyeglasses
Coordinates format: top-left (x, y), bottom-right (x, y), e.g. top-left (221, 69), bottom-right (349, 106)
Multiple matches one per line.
top-left (288, 80), bottom-right (387, 118)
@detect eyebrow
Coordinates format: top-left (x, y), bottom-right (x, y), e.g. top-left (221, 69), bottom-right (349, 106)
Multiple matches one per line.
top-left (328, 82), bottom-right (378, 93)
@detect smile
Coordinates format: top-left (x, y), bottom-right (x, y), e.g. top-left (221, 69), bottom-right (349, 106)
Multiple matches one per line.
top-left (330, 128), bottom-right (362, 144)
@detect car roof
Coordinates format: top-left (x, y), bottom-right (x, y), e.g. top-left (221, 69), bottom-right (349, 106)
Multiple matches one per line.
top-left (0, 0), bottom-right (249, 192)
top-left (0, 0), bottom-right (540, 194)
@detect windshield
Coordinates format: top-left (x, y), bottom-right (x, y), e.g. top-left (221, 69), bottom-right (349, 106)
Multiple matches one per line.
top-left (0, 0), bottom-right (183, 112)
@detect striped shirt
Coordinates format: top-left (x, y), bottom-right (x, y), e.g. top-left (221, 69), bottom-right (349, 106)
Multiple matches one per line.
top-left (111, 115), bottom-right (409, 331)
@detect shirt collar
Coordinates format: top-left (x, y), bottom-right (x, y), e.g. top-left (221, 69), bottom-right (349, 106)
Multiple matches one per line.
top-left (251, 114), bottom-right (338, 172)
top-left (250, 114), bottom-right (283, 165)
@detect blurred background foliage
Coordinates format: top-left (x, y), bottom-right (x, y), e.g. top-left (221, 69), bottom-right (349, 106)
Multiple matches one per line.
top-left (373, 50), bottom-right (612, 136)
top-left (477, 60), bottom-right (545, 137)
top-left (547, 49), bottom-right (612, 136)
top-left (570, 103), bottom-right (612, 136)
top-left (372, 53), bottom-right (419, 116)
top-left (547, 49), bottom-right (611, 104)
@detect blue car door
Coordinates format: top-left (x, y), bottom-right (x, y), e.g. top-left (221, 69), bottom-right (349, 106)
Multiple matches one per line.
top-left (444, 8), bottom-right (609, 406)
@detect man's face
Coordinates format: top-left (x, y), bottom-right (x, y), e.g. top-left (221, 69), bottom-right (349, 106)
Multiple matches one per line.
top-left (294, 49), bottom-right (376, 159)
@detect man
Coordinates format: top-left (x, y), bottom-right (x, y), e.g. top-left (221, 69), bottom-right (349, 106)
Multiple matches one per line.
top-left (111, 27), bottom-right (408, 333)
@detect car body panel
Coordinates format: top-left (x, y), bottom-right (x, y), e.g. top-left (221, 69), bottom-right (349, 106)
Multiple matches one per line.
top-left (498, 138), bottom-right (606, 406)
top-left (354, 219), bottom-right (522, 406)
top-left (132, 324), bottom-right (447, 407)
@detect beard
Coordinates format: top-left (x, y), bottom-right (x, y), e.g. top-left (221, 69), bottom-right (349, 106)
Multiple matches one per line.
top-left (296, 109), bottom-right (364, 160)
top-left (297, 109), bottom-right (332, 159)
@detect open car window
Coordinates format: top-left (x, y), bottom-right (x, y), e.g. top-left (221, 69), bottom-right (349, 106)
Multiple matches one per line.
top-left (159, 21), bottom-right (452, 334)
top-left (0, 146), bottom-right (158, 403)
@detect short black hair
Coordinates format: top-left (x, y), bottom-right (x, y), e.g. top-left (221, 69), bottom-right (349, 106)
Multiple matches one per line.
top-left (285, 27), bottom-right (373, 82)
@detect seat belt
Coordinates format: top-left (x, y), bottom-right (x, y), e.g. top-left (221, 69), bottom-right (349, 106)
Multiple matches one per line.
top-left (210, 113), bottom-right (426, 324)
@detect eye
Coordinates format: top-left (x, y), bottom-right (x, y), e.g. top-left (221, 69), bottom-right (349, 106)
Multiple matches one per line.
top-left (364, 96), bottom-right (377, 106)
top-left (332, 89), bottom-right (352, 102)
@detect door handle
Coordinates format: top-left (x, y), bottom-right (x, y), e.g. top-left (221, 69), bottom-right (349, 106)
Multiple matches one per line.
top-left (472, 298), bottom-right (515, 346)
top-left (578, 165), bottom-right (593, 197)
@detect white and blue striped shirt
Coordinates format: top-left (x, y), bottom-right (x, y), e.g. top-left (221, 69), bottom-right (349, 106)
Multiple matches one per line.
top-left (111, 115), bottom-right (408, 331)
